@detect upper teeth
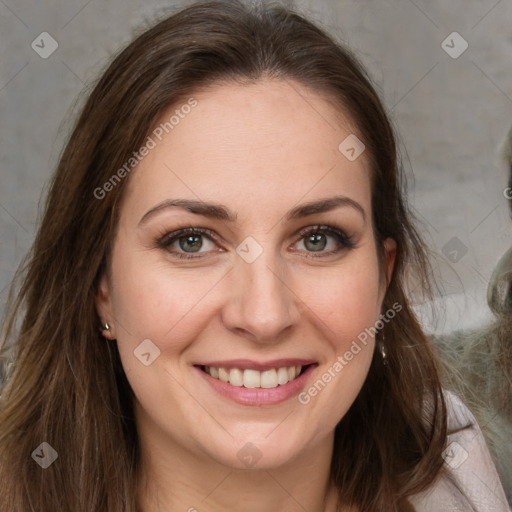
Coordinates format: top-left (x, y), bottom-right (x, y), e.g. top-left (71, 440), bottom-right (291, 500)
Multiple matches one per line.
top-left (204, 365), bottom-right (303, 388)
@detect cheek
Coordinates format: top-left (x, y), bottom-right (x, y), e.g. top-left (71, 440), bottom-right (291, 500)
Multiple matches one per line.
top-left (293, 257), bottom-right (383, 433)
top-left (109, 243), bottom-right (229, 357)
top-left (108, 251), bottom-right (228, 414)
top-left (300, 256), bottom-right (383, 339)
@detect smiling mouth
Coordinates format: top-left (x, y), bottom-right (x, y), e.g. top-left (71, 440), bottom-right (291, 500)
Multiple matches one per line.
top-left (199, 364), bottom-right (311, 389)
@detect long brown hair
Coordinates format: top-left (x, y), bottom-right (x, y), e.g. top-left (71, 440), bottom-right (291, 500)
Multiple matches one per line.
top-left (0, 1), bottom-right (448, 510)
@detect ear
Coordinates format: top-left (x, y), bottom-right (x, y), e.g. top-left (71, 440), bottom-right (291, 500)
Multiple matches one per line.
top-left (382, 237), bottom-right (397, 286)
top-left (95, 273), bottom-right (116, 339)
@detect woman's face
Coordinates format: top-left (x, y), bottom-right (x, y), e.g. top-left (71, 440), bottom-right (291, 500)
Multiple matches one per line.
top-left (96, 79), bottom-right (395, 470)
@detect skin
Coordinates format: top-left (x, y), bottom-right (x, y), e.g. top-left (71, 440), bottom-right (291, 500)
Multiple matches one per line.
top-left (96, 78), bottom-right (396, 512)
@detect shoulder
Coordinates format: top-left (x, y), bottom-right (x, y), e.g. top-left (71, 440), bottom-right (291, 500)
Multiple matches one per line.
top-left (409, 389), bottom-right (511, 512)
top-left (443, 388), bottom-right (478, 429)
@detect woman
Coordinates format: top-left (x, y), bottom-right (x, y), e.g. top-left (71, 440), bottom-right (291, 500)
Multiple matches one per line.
top-left (0, 1), bottom-right (509, 510)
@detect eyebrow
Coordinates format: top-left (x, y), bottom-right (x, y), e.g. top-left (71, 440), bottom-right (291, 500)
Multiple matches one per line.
top-left (138, 195), bottom-right (366, 226)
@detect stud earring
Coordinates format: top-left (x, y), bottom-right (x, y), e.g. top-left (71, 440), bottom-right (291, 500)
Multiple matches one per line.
top-left (102, 322), bottom-right (110, 331)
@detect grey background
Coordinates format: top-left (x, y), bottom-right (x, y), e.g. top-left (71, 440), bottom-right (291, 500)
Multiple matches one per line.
top-left (1, 0), bottom-right (511, 334)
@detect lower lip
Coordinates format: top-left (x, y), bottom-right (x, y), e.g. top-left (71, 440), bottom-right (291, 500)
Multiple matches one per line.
top-left (195, 364), bottom-right (317, 406)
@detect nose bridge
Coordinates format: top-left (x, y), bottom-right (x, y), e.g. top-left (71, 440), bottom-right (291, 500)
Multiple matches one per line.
top-left (223, 240), bottom-right (300, 341)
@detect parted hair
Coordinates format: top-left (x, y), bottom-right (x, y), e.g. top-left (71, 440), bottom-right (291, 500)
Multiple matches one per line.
top-left (0, 1), bottom-right (449, 510)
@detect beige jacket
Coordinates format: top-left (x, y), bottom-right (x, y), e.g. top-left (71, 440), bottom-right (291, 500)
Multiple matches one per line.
top-left (410, 390), bottom-right (511, 511)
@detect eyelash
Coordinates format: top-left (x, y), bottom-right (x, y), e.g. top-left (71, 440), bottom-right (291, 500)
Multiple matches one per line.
top-left (156, 225), bottom-right (355, 261)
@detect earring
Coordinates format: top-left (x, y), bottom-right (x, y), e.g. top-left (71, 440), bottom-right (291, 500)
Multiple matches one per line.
top-left (102, 322), bottom-right (110, 331)
top-left (380, 341), bottom-right (388, 365)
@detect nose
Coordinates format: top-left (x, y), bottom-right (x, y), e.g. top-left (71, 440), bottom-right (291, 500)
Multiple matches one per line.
top-left (221, 248), bottom-right (301, 343)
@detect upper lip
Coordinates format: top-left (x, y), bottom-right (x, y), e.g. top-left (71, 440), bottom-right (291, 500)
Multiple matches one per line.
top-left (194, 358), bottom-right (317, 371)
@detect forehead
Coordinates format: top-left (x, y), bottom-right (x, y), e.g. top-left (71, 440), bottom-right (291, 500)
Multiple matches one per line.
top-left (123, 79), bottom-right (371, 221)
